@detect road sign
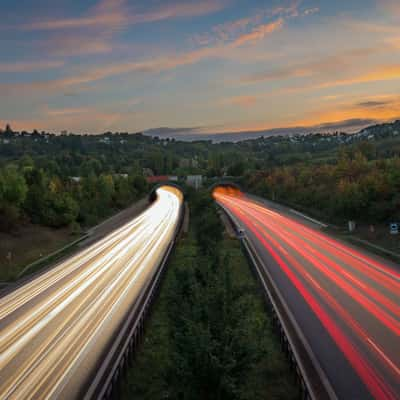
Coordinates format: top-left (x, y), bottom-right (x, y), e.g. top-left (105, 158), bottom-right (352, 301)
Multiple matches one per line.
top-left (390, 223), bottom-right (399, 235)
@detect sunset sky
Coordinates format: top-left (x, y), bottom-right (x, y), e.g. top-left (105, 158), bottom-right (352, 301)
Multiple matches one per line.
top-left (1, 0), bottom-right (399, 136)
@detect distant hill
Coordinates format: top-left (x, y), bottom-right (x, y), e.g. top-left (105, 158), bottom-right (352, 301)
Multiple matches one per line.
top-left (144, 118), bottom-right (399, 142)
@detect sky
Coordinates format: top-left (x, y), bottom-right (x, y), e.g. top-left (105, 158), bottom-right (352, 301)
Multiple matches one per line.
top-left (0, 0), bottom-right (399, 136)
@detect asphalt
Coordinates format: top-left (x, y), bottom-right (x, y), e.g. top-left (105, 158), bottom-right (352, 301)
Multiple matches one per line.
top-left (0, 186), bottom-right (183, 400)
top-left (215, 191), bottom-right (400, 400)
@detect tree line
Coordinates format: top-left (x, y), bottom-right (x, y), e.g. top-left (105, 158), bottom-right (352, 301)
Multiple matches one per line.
top-left (0, 157), bottom-right (148, 232)
top-left (245, 149), bottom-right (400, 224)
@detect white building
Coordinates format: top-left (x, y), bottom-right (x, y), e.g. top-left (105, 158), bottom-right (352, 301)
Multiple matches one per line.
top-left (186, 175), bottom-right (203, 189)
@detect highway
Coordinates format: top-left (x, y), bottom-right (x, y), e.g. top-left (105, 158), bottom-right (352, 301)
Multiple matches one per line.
top-left (0, 185), bottom-right (183, 400)
top-left (214, 187), bottom-right (400, 400)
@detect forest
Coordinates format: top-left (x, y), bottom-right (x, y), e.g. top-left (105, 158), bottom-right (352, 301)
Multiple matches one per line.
top-left (245, 148), bottom-right (400, 224)
top-left (1, 120), bottom-right (400, 233)
top-left (0, 159), bottom-right (147, 232)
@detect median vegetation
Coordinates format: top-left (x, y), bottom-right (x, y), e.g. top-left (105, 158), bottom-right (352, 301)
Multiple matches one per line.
top-left (121, 189), bottom-right (298, 399)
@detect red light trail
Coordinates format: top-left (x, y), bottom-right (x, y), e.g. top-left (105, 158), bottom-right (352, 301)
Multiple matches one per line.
top-left (214, 188), bottom-right (400, 400)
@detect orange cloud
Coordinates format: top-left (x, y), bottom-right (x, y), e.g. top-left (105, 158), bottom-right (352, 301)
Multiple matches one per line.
top-left (348, 20), bottom-right (399, 34)
top-left (386, 37), bottom-right (400, 49)
top-left (242, 47), bottom-right (386, 84)
top-left (317, 65), bottom-right (400, 89)
top-left (45, 107), bottom-right (92, 117)
top-left (231, 19), bottom-right (283, 47)
top-left (211, 93), bottom-right (400, 134)
top-left (296, 95), bottom-right (400, 127)
top-left (192, 1), bottom-right (304, 48)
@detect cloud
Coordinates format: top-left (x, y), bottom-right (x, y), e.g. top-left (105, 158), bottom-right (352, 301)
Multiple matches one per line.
top-left (242, 47), bottom-right (384, 84)
top-left (23, 0), bottom-right (127, 31)
top-left (47, 35), bottom-right (114, 57)
top-left (386, 37), bottom-right (400, 49)
top-left (316, 65), bottom-right (400, 89)
top-left (231, 19), bottom-right (283, 47)
top-left (357, 100), bottom-right (390, 108)
top-left (17, 0), bottom-right (227, 59)
top-left (2, 0), bottom-right (305, 97)
top-left (347, 20), bottom-right (399, 34)
top-left (377, 0), bottom-right (400, 16)
top-left (1, 105), bottom-right (128, 133)
top-left (212, 93), bottom-right (400, 135)
top-left (223, 95), bottom-right (258, 107)
top-left (143, 118), bottom-right (385, 142)
top-left (0, 60), bottom-right (64, 73)
top-left (192, 1), bottom-right (304, 47)
top-left (1, 16), bottom-right (284, 97)
top-left (45, 107), bottom-right (92, 117)
top-left (302, 7), bottom-right (319, 16)
top-left (22, 0), bottom-right (226, 31)
top-left (296, 95), bottom-right (400, 128)
top-left (315, 118), bottom-right (378, 131)
top-left (190, 16), bottom-right (284, 50)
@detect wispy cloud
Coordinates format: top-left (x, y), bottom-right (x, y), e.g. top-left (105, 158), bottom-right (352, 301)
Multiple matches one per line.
top-left (223, 95), bottom-right (258, 107)
top-left (316, 65), bottom-right (400, 89)
top-left (22, 0), bottom-right (127, 31)
top-left (18, 0), bottom-right (227, 59)
top-left (231, 19), bottom-right (283, 47)
top-left (45, 107), bottom-right (92, 117)
top-left (296, 95), bottom-right (400, 128)
top-left (47, 35), bottom-right (114, 57)
top-left (192, 1), bottom-right (305, 47)
top-left (242, 47), bottom-right (385, 84)
top-left (377, 0), bottom-right (400, 16)
top-left (346, 20), bottom-right (399, 34)
top-left (356, 100), bottom-right (390, 108)
top-left (1, 15), bottom-right (284, 96)
top-left (302, 7), bottom-right (319, 16)
top-left (22, 0), bottom-right (226, 31)
top-left (0, 60), bottom-right (64, 73)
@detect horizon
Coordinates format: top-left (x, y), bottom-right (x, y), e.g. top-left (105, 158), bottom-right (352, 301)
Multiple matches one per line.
top-left (1, 0), bottom-right (400, 136)
top-left (2, 118), bottom-right (399, 142)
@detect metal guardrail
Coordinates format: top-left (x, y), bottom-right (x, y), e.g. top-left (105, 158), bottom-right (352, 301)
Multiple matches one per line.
top-left (83, 200), bottom-right (185, 400)
top-left (16, 234), bottom-right (89, 279)
top-left (218, 204), bottom-right (337, 400)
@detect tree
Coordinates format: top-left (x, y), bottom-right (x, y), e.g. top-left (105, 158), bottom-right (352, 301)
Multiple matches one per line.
top-left (44, 192), bottom-right (79, 227)
top-left (5, 124), bottom-right (13, 135)
top-left (0, 166), bottom-right (28, 230)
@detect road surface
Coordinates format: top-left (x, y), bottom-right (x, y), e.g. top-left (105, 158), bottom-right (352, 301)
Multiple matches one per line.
top-left (0, 186), bottom-right (183, 400)
top-left (214, 188), bottom-right (400, 400)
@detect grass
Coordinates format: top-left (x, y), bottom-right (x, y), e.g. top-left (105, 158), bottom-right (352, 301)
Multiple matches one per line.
top-left (0, 198), bottom-right (149, 283)
top-left (0, 224), bottom-right (80, 281)
top-left (328, 224), bottom-right (400, 263)
top-left (121, 232), bottom-right (299, 400)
